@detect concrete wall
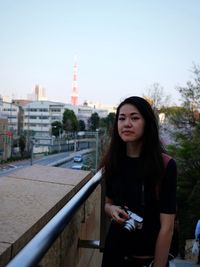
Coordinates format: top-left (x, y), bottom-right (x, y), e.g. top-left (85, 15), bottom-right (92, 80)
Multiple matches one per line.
top-left (0, 165), bottom-right (102, 267)
top-left (185, 239), bottom-right (198, 263)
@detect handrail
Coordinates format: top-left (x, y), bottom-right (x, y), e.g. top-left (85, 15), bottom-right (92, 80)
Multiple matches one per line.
top-left (6, 169), bottom-right (103, 267)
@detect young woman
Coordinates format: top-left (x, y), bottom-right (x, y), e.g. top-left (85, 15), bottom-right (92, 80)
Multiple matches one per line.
top-left (101, 96), bottom-right (177, 267)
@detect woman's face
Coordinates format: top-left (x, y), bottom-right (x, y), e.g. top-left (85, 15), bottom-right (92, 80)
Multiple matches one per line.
top-left (117, 104), bottom-right (145, 143)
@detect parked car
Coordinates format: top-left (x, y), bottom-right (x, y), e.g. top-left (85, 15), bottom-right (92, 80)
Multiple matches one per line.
top-left (71, 164), bottom-right (83, 170)
top-left (73, 155), bottom-right (83, 163)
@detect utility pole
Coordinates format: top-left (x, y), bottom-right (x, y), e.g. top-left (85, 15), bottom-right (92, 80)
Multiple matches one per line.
top-left (59, 128), bottom-right (61, 153)
top-left (30, 139), bottom-right (34, 165)
top-left (74, 131), bottom-right (77, 152)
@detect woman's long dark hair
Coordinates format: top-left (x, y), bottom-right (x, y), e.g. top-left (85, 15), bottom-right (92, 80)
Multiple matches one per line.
top-left (100, 96), bottom-right (165, 185)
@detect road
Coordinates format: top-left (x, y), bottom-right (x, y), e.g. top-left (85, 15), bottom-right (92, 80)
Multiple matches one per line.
top-left (0, 149), bottom-right (93, 176)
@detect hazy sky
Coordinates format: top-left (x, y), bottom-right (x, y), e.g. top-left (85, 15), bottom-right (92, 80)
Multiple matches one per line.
top-left (0, 0), bottom-right (200, 106)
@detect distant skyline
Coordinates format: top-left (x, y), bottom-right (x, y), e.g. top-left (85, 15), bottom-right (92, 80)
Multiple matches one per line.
top-left (0, 0), bottom-right (200, 106)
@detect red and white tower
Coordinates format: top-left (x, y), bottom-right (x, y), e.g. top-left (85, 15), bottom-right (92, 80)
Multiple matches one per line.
top-left (70, 57), bottom-right (79, 105)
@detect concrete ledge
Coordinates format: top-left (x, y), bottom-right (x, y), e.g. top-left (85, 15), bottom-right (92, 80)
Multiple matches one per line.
top-left (185, 239), bottom-right (198, 263)
top-left (0, 165), bottom-right (91, 267)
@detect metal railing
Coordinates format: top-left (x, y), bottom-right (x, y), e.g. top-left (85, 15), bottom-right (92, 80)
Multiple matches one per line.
top-left (6, 169), bottom-right (103, 267)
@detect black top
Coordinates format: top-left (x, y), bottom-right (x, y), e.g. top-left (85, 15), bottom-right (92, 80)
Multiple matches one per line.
top-left (105, 155), bottom-right (177, 256)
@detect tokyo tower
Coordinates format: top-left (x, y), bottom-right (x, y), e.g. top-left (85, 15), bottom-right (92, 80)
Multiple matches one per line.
top-left (70, 57), bottom-right (79, 105)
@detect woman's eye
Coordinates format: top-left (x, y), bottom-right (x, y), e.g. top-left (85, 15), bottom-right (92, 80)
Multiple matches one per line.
top-left (132, 117), bottom-right (139, 120)
top-left (118, 117), bottom-right (125, 121)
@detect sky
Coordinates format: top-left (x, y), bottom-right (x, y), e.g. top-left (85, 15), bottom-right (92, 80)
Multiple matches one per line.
top-left (0, 0), bottom-right (200, 107)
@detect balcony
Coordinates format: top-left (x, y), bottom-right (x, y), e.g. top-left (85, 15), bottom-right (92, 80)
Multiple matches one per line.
top-left (0, 159), bottom-right (199, 266)
top-left (0, 165), bottom-right (104, 267)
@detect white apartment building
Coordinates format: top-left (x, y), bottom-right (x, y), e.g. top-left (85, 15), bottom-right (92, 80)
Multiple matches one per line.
top-left (0, 98), bottom-right (110, 139)
top-left (76, 105), bottom-right (108, 125)
top-left (22, 100), bottom-right (109, 136)
top-left (0, 97), bottom-right (19, 159)
top-left (22, 101), bottom-right (76, 137)
top-left (0, 100), bottom-right (19, 133)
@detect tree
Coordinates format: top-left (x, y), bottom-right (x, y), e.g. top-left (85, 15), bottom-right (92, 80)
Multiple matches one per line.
top-left (167, 124), bottom-right (200, 257)
top-left (78, 120), bottom-right (86, 131)
top-left (100, 112), bottom-right (115, 135)
top-left (62, 109), bottom-right (78, 132)
top-left (51, 121), bottom-right (63, 138)
top-left (175, 63), bottom-right (200, 131)
top-left (165, 64), bottom-right (200, 256)
top-left (160, 64), bottom-right (200, 140)
top-left (143, 83), bottom-right (171, 110)
top-left (19, 135), bottom-right (26, 157)
top-left (178, 63), bottom-right (200, 110)
top-left (160, 106), bottom-right (194, 137)
top-left (88, 112), bottom-right (100, 131)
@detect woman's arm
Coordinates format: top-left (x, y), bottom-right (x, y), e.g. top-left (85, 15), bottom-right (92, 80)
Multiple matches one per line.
top-left (104, 197), bottom-right (128, 224)
top-left (154, 158), bottom-right (177, 266)
top-left (153, 213), bottom-right (175, 267)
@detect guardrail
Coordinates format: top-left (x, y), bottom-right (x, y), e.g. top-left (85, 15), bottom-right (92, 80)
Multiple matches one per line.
top-left (6, 169), bottom-right (103, 267)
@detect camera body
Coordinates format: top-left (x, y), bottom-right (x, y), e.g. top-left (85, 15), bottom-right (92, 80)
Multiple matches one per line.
top-left (123, 209), bottom-right (143, 232)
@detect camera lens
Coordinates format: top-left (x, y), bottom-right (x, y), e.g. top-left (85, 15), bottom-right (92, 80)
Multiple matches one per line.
top-left (123, 219), bottom-right (136, 232)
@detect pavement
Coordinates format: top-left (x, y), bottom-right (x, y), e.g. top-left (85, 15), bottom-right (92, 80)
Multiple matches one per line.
top-left (174, 258), bottom-right (199, 267)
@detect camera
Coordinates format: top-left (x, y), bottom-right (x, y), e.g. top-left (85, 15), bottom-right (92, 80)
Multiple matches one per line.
top-left (123, 209), bottom-right (143, 232)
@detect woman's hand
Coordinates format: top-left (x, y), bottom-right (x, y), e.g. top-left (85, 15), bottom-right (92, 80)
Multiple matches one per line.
top-left (109, 205), bottom-right (129, 224)
top-left (104, 197), bottom-right (129, 224)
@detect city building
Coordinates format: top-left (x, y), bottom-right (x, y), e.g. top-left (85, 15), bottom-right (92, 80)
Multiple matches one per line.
top-left (22, 101), bottom-right (76, 137)
top-left (27, 85), bottom-right (47, 101)
top-left (0, 96), bottom-right (112, 157)
top-left (21, 100), bottom-right (109, 137)
top-left (0, 97), bottom-right (18, 159)
top-left (0, 100), bottom-right (19, 134)
top-left (76, 104), bottom-right (108, 125)
top-left (34, 85), bottom-right (47, 101)
top-left (84, 100), bottom-right (116, 114)
top-left (0, 118), bottom-right (10, 160)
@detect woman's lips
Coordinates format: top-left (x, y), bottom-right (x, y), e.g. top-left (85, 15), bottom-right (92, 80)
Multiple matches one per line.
top-left (122, 130), bottom-right (134, 135)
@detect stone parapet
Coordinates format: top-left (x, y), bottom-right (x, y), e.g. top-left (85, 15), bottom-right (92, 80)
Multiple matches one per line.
top-left (185, 239), bottom-right (198, 263)
top-left (0, 164), bottom-right (102, 267)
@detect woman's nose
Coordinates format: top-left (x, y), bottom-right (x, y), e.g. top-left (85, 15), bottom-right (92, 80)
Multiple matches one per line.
top-left (124, 118), bottom-right (132, 127)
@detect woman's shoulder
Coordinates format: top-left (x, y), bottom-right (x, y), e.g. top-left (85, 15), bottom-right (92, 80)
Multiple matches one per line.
top-left (162, 153), bottom-right (176, 167)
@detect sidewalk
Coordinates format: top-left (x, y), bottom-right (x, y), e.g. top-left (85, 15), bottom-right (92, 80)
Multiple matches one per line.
top-left (174, 258), bottom-right (199, 267)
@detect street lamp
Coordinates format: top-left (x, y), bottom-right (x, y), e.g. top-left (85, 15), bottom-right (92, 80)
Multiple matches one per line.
top-left (95, 129), bottom-right (99, 172)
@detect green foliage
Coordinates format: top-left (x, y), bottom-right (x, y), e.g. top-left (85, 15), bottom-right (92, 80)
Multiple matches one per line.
top-left (62, 108), bottom-right (78, 132)
top-left (167, 121), bottom-right (200, 255)
top-left (0, 155), bottom-right (29, 164)
top-left (88, 112), bottom-right (100, 131)
top-left (51, 121), bottom-right (63, 137)
top-left (177, 63), bottom-right (200, 110)
top-left (78, 119), bottom-right (86, 131)
top-left (165, 64), bottom-right (200, 256)
top-left (83, 151), bottom-right (95, 170)
top-left (19, 135), bottom-right (26, 157)
top-left (100, 112), bottom-right (115, 135)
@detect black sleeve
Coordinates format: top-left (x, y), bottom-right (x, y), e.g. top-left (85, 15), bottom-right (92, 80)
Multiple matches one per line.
top-left (159, 158), bottom-right (177, 214)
